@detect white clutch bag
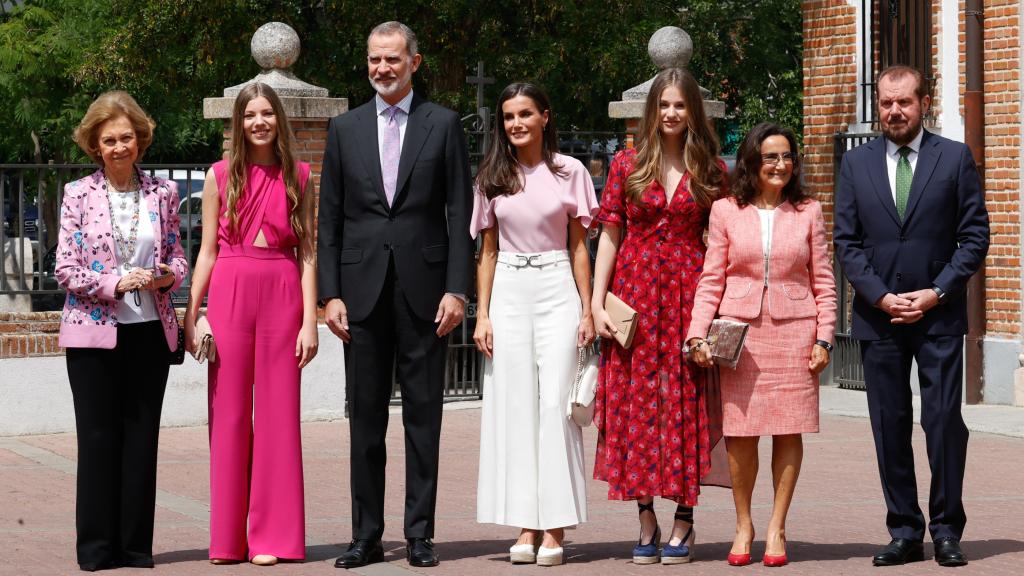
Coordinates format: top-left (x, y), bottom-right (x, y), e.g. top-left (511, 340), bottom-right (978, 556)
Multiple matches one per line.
top-left (567, 347), bottom-right (599, 427)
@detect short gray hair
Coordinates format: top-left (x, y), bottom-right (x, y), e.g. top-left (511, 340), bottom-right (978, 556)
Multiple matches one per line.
top-left (367, 21), bottom-right (418, 57)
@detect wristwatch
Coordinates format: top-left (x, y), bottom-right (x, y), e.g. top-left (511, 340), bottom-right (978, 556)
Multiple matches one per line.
top-left (815, 339), bottom-right (833, 353)
top-left (932, 285), bottom-right (948, 305)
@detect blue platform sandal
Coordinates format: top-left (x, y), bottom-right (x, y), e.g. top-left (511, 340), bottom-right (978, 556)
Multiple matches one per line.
top-left (662, 505), bottom-right (695, 564)
top-left (633, 501), bottom-right (661, 565)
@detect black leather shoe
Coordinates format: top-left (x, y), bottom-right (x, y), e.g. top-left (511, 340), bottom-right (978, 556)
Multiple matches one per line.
top-left (334, 540), bottom-right (384, 569)
top-left (872, 538), bottom-right (925, 566)
top-left (934, 537), bottom-right (968, 567)
top-left (406, 538), bottom-right (440, 567)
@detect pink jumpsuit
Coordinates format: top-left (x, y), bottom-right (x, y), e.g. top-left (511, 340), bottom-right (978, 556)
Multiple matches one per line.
top-left (206, 160), bottom-right (309, 561)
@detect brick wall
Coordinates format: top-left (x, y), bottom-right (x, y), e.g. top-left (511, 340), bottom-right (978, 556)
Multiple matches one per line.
top-left (804, 0), bottom-right (1022, 340)
top-left (802, 1), bottom-right (859, 228)
top-left (0, 312), bottom-right (61, 358)
top-left (977, 0), bottom-right (1021, 338)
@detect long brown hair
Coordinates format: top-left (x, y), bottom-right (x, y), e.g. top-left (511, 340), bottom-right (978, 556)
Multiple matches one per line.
top-left (731, 122), bottom-right (811, 208)
top-left (225, 83), bottom-right (304, 240)
top-left (626, 68), bottom-right (723, 209)
top-left (475, 82), bottom-right (566, 199)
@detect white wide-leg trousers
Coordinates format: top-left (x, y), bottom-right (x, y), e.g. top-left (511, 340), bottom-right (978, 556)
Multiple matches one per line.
top-left (477, 250), bottom-right (588, 529)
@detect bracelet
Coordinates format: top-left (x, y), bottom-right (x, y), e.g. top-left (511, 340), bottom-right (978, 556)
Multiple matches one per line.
top-left (815, 339), bottom-right (833, 353)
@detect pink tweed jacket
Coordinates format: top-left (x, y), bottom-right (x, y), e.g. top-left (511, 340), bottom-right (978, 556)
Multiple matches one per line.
top-left (687, 196), bottom-right (837, 343)
top-left (55, 168), bottom-right (188, 350)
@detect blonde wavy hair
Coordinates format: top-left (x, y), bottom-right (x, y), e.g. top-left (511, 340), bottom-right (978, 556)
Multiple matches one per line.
top-left (626, 68), bottom-right (723, 209)
top-left (73, 91), bottom-right (155, 165)
top-left (225, 83), bottom-right (305, 240)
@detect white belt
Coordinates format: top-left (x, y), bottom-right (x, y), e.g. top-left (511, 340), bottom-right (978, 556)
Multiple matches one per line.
top-left (496, 250), bottom-right (569, 269)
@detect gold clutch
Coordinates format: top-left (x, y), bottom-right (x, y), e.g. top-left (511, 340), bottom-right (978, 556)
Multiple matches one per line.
top-left (707, 319), bottom-right (749, 369)
top-left (605, 292), bottom-right (638, 349)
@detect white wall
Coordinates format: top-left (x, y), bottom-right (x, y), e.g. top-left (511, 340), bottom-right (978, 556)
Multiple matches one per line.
top-left (0, 325), bottom-right (345, 436)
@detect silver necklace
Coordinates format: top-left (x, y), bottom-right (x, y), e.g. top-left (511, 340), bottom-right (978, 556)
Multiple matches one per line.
top-left (106, 173), bottom-right (141, 271)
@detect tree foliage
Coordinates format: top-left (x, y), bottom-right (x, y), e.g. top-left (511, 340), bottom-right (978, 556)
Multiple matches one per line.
top-left (0, 0), bottom-right (801, 162)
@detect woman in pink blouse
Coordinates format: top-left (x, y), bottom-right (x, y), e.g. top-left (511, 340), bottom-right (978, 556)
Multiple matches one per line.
top-left (471, 83), bottom-right (599, 567)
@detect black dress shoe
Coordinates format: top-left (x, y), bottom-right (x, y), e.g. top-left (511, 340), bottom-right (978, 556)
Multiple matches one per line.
top-left (334, 539), bottom-right (384, 569)
top-left (934, 537), bottom-right (968, 567)
top-left (872, 538), bottom-right (924, 566)
top-left (406, 538), bottom-right (439, 567)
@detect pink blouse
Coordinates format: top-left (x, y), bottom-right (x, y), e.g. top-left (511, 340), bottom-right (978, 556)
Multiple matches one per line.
top-left (211, 160), bottom-right (310, 248)
top-left (470, 153), bottom-right (600, 253)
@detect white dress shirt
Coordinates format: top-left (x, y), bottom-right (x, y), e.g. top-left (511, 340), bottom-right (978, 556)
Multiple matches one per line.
top-left (885, 128), bottom-right (923, 203)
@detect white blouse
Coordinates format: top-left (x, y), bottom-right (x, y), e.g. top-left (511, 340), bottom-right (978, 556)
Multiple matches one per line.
top-left (757, 207), bottom-right (775, 285)
top-left (110, 189), bottom-right (159, 323)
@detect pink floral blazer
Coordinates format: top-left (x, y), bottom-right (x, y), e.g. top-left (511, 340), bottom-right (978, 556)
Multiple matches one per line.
top-left (55, 168), bottom-right (188, 350)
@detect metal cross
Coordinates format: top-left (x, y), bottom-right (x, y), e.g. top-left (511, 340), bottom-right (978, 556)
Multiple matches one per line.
top-left (466, 61), bottom-right (495, 111)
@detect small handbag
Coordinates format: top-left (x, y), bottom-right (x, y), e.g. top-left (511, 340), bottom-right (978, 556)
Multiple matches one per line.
top-left (567, 346), bottom-right (600, 427)
top-left (707, 318), bottom-right (750, 369)
top-left (169, 321), bottom-right (186, 365)
top-left (194, 315), bottom-right (217, 364)
top-left (604, 292), bottom-right (638, 349)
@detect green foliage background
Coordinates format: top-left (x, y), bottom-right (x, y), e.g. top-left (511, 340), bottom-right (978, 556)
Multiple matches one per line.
top-left (0, 0), bottom-right (801, 163)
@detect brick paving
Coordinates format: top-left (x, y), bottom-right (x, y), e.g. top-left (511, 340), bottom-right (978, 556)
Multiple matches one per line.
top-left (3, 398), bottom-right (1024, 575)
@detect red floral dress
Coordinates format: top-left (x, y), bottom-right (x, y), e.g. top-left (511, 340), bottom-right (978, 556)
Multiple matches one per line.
top-left (593, 148), bottom-right (714, 506)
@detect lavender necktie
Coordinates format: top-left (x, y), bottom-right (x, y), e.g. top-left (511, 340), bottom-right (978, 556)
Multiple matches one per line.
top-left (382, 105), bottom-right (402, 206)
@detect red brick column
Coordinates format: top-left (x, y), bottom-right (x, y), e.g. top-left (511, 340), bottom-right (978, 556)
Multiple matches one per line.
top-left (801, 1), bottom-right (858, 233)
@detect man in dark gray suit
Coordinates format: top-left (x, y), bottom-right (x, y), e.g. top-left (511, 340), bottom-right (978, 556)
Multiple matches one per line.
top-left (317, 21), bottom-right (473, 569)
top-left (835, 65), bottom-right (989, 568)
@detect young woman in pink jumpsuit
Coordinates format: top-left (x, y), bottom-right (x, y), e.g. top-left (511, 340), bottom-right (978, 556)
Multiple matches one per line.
top-left (185, 82), bottom-right (318, 566)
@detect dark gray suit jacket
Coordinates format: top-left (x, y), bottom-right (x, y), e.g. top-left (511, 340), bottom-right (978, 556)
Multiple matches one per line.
top-left (317, 94), bottom-right (474, 322)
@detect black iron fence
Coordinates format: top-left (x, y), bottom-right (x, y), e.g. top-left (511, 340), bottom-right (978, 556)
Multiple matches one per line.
top-left (1, 130), bottom-right (623, 401)
top-left (1, 163), bottom-right (209, 310)
top-left (831, 131), bottom-right (879, 390)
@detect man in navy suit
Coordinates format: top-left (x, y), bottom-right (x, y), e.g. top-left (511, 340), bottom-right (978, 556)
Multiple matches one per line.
top-left (317, 21), bottom-right (473, 570)
top-left (834, 65), bottom-right (989, 567)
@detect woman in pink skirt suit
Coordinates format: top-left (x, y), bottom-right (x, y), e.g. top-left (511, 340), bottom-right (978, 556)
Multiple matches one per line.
top-left (687, 123), bottom-right (837, 567)
top-left (185, 83), bottom-right (318, 565)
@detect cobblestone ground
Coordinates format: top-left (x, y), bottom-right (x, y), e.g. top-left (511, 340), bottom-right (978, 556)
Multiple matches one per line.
top-left (3, 403), bottom-right (1023, 575)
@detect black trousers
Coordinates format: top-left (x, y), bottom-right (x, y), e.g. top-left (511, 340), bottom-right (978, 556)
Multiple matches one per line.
top-left (66, 321), bottom-right (170, 570)
top-left (345, 256), bottom-right (446, 540)
top-left (861, 330), bottom-right (968, 542)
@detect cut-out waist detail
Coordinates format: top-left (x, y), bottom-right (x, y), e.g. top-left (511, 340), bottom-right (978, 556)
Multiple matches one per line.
top-left (217, 243), bottom-right (296, 260)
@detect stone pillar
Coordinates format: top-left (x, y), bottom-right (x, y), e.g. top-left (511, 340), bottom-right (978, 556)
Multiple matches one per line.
top-left (1, 238), bottom-right (34, 313)
top-left (202, 21), bottom-right (347, 206)
top-left (608, 26), bottom-right (725, 148)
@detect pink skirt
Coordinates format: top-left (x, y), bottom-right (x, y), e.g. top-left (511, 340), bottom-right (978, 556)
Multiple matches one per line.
top-left (718, 294), bottom-right (819, 436)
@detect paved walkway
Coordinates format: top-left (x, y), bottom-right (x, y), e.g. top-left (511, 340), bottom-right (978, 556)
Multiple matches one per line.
top-left (3, 386), bottom-right (1023, 575)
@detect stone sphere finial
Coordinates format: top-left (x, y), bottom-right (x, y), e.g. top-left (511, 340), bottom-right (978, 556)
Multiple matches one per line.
top-left (251, 22), bottom-right (300, 70)
top-left (648, 26), bottom-right (693, 70)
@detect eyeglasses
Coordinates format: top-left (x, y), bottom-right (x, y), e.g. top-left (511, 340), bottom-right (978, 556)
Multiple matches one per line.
top-left (761, 152), bottom-right (797, 165)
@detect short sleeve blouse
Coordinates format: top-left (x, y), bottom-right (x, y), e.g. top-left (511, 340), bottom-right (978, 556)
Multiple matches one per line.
top-left (469, 153), bottom-right (600, 253)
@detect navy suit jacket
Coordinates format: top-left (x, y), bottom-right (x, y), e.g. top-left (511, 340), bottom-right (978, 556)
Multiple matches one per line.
top-left (316, 94), bottom-right (474, 323)
top-left (834, 130), bottom-right (990, 340)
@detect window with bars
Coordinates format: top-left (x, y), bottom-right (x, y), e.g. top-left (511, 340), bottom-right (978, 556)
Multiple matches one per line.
top-left (860, 0), bottom-right (935, 124)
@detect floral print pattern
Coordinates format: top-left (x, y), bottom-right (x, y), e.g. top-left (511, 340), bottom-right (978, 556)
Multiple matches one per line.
top-left (55, 169), bottom-right (188, 350)
top-left (592, 148), bottom-right (717, 506)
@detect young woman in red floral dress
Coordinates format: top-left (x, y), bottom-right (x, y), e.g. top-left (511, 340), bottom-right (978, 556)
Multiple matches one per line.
top-left (591, 67), bottom-right (726, 565)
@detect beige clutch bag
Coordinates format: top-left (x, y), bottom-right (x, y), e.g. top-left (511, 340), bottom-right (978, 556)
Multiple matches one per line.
top-left (605, 292), bottom-right (638, 349)
top-left (195, 315), bottom-right (217, 364)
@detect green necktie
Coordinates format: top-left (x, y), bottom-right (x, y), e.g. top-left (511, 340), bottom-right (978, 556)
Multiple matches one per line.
top-left (895, 146), bottom-right (912, 220)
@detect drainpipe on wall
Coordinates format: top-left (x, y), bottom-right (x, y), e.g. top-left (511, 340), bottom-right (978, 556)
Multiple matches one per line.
top-left (964, 0), bottom-right (985, 404)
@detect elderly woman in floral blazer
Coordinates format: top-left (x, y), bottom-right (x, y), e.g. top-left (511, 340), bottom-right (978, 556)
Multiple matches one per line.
top-left (55, 91), bottom-right (187, 572)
